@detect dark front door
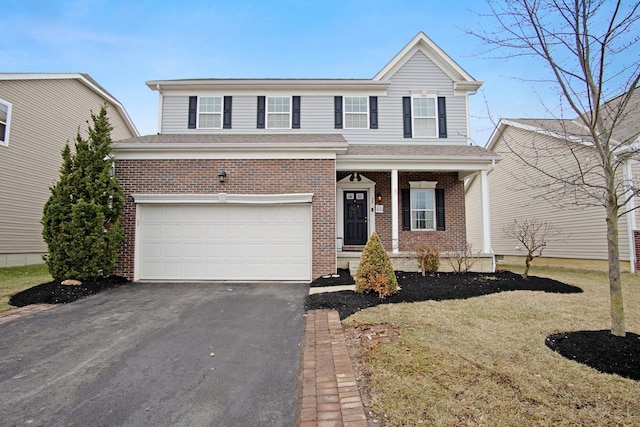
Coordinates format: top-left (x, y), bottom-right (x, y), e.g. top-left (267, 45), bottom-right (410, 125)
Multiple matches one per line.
top-left (344, 191), bottom-right (368, 245)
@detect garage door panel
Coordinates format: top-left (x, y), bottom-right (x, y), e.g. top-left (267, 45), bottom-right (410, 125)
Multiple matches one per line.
top-left (138, 204), bottom-right (311, 281)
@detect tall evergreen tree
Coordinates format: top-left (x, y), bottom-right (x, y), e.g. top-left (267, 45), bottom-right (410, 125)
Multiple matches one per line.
top-left (42, 104), bottom-right (124, 281)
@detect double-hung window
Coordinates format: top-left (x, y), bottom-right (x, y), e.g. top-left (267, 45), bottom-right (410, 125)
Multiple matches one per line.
top-left (267, 96), bottom-right (291, 129)
top-left (344, 97), bottom-right (368, 129)
top-left (0, 100), bottom-right (11, 147)
top-left (198, 97), bottom-right (222, 129)
top-left (410, 188), bottom-right (436, 230)
top-left (412, 96), bottom-right (437, 138)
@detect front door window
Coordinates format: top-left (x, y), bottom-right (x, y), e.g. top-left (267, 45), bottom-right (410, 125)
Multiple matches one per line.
top-left (344, 191), bottom-right (367, 245)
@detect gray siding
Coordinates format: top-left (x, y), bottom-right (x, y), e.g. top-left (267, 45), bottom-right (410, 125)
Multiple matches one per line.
top-left (0, 78), bottom-right (135, 255)
top-left (159, 51), bottom-right (471, 146)
top-left (466, 125), bottom-right (631, 261)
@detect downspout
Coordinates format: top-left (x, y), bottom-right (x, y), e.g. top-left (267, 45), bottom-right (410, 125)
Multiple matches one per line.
top-left (623, 158), bottom-right (636, 273)
top-left (156, 84), bottom-right (163, 135)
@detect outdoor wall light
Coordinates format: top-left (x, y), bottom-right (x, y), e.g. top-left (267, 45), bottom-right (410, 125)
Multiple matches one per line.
top-left (376, 192), bottom-right (382, 203)
top-left (218, 170), bottom-right (227, 183)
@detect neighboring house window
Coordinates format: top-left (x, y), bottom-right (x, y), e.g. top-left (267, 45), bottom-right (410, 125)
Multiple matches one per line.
top-left (267, 96), bottom-right (291, 129)
top-left (0, 99), bottom-right (11, 147)
top-left (188, 96), bottom-right (232, 129)
top-left (198, 97), bottom-right (222, 129)
top-left (402, 183), bottom-right (445, 231)
top-left (410, 188), bottom-right (436, 230)
top-left (403, 95), bottom-right (447, 139)
top-left (335, 96), bottom-right (378, 129)
top-left (344, 97), bottom-right (368, 129)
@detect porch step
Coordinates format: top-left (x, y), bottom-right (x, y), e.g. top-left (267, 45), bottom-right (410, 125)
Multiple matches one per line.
top-left (348, 261), bottom-right (359, 277)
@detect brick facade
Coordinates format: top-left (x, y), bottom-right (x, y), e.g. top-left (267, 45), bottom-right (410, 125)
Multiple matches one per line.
top-left (337, 171), bottom-right (466, 253)
top-left (114, 158), bottom-right (336, 281)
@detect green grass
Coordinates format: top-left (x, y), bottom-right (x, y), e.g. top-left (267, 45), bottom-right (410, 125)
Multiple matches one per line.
top-left (343, 264), bottom-right (640, 426)
top-left (0, 264), bottom-right (52, 313)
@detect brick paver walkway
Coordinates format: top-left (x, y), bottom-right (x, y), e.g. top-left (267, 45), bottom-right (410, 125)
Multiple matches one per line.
top-left (0, 304), bottom-right (55, 325)
top-left (300, 309), bottom-right (369, 427)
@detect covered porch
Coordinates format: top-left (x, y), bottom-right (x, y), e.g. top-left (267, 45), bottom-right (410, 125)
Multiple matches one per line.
top-left (335, 145), bottom-right (499, 273)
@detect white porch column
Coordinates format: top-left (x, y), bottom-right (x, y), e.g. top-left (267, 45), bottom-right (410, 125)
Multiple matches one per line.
top-left (391, 169), bottom-right (400, 253)
top-left (623, 159), bottom-right (636, 273)
top-left (480, 170), bottom-right (492, 254)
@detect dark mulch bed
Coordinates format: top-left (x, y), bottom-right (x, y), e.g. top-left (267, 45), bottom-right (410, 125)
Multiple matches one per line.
top-left (9, 275), bottom-right (129, 307)
top-left (307, 270), bottom-right (582, 320)
top-left (545, 330), bottom-right (640, 381)
top-left (308, 269), bottom-right (640, 381)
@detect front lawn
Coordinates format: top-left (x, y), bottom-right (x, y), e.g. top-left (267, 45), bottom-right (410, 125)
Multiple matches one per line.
top-left (341, 265), bottom-right (640, 426)
top-left (0, 264), bottom-right (52, 313)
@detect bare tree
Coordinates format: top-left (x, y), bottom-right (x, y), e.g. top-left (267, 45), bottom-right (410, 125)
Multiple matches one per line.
top-left (470, 0), bottom-right (640, 336)
top-left (503, 218), bottom-right (557, 279)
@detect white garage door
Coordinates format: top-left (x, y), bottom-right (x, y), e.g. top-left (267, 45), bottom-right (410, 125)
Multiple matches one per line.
top-left (137, 204), bottom-right (311, 281)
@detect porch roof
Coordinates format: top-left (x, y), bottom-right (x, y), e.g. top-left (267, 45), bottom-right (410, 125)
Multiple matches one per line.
top-left (336, 144), bottom-right (501, 178)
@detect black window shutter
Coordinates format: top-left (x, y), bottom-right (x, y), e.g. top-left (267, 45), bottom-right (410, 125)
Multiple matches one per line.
top-left (257, 96), bottom-right (266, 129)
top-left (438, 97), bottom-right (447, 138)
top-left (435, 188), bottom-right (445, 230)
top-left (369, 96), bottom-right (378, 129)
top-left (292, 96), bottom-right (301, 129)
top-left (402, 97), bottom-right (412, 138)
top-left (188, 96), bottom-right (197, 129)
top-left (334, 96), bottom-right (343, 129)
top-left (402, 189), bottom-right (411, 231)
top-left (223, 96), bottom-right (232, 129)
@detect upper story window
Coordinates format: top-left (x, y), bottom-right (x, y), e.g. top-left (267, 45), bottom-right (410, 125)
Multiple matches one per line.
top-left (267, 96), bottom-right (291, 129)
top-left (188, 96), bottom-right (232, 130)
top-left (198, 97), bottom-right (222, 129)
top-left (344, 97), bottom-right (368, 129)
top-left (334, 96), bottom-right (378, 130)
top-left (410, 188), bottom-right (436, 230)
top-left (412, 96), bottom-right (437, 138)
top-left (0, 99), bottom-right (11, 147)
top-left (402, 95), bottom-right (447, 139)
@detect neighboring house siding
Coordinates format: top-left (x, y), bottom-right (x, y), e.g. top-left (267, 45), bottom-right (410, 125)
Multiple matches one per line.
top-left (0, 78), bottom-right (134, 257)
top-left (467, 125), bottom-right (631, 261)
top-left (158, 53), bottom-right (469, 146)
top-left (114, 158), bottom-right (336, 281)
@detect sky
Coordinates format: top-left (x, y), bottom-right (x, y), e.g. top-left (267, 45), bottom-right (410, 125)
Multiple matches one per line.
top-left (0, 0), bottom-right (591, 146)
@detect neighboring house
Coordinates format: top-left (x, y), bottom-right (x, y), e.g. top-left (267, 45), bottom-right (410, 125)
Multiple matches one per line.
top-left (112, 32), bottom-right (500, 283)
top-left (0, 73), bottom-right (139, 267)
top-left (466, 89), bottom-right (640, 272)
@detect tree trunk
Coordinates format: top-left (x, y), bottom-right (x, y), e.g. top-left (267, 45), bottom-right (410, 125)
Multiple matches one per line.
top-left (606, 176), bottom-right (626, 337)
top-left (523, 253), bottom-right (532, 279)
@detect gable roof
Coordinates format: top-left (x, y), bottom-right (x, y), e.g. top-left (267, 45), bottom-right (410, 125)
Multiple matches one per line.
top-left (0, 73), bottom-right (139, 136)
top-left (373, 32), bottom-right (483, 93)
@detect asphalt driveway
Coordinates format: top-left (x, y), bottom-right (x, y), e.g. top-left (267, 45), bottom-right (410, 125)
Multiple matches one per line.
top-left (0, 282), bottom-right (308, 426)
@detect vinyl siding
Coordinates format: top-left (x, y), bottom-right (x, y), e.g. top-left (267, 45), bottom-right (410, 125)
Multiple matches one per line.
top-left (466, 125), bottom-right (631, 261)
top-left (159, 51), bottom-right (471, 146)
top-left (0, 78), bottom-right (135, 254)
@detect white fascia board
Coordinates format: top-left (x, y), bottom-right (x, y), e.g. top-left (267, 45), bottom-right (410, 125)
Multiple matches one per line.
top-left (112, 142), bottom-right (347, 160)
top-left (133, 193), bottom-right (314, 204)
top-left (336, 157), bottom-right (497, 172)
top-left (147, 79), bottom-right (389, 93)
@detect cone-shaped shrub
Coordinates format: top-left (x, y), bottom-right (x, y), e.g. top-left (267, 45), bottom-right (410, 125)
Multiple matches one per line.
top-left (42, 105), bottom-right (124, 281)
top-left (355, 232), bottom-right (399, 298)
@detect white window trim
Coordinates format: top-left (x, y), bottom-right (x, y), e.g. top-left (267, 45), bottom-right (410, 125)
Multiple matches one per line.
top-left (197, 96), bottom-right (223, 129)
top-left (266, 96), bottom-right (292, 129)
top-left (410, 187), bottom-right (436, 231)
top-left (343, 96), bottom-right (369, 129)
top-left (411, 95), bottom-right (438, 138)
top-left (0, 98), bottom-right (12, 147)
